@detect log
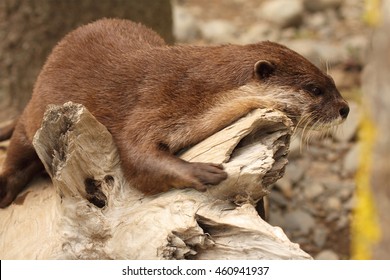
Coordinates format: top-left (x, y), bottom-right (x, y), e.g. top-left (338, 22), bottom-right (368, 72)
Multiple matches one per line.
top-left (0, 102), bottom-right (311, 259)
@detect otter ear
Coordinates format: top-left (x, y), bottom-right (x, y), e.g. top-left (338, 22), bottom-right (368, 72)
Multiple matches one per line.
top-left (254, 60), bottom-right (275, 80)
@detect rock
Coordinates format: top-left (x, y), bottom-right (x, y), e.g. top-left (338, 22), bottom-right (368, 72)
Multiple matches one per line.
top-left (315, 42), bottom-right (348, 66)
top-left (274, 177), bottom-right (293, 199)
top-left (338, 183), bottom-right (354, 201)
top-left (286, 39), bottom-right (320, 66)
top-left (323, 179), bottom-right (344, 192)
top-left (284, 210), bottom-right (315, 235)
top-left (304, 206), bottom-right (324, 221)
top-left (238, 23), bottom-right (278, 44)
top-left (305, 12), bottom-right (327, 30)
top-left (268, 210), bottom-right (285, 227)
top-left (315, 249), bottom-right (339, 260)
top-left (342, 143), bottom-right (359, 176)
top-left (304, 183), bottom-right (325, 200)
top-left (257, 0), bottom-right (304, 28)
top-left (287, 136), bottom-right (302, 159)
top-left (336, 215), bottom-right (349, 229)
top-left (325, 197), bottom-right (342, 211)
top-left (329, 67), bottom-right (360, 91)
top-left (199, 20), bottom-right (237, 44)
top-left (325, 212), bottom-right (339, 222)
top-left (284, 162), bottom-right (305, 184)
top-left (287, 40), bottom-right (347, 67)
top-left (343, 35), bottom-right (369, 63)
top-left (173, 6), bottom-right (200, 42)
top-left (313, 226), bottom-right (329, 248)
top-left (340, 0), bottom-right (365, 26)
top-left (306, 144), bottom-right (326, 158)
top-left (280, 27), bottom-right (298, 40)
top-left (269, 191), bottom-right (289, 207)
top-left (303, 0), bottom-right (342, 12)
top-left (332, 101), bottom-right (361, 142)
top-left (344, 194), bottom-right (356, 211)
top-left (325, 149), bottom-right (341, 161)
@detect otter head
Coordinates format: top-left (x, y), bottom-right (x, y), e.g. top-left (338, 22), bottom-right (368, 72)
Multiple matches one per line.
top-left (251, 41), bottom-right (349, 130)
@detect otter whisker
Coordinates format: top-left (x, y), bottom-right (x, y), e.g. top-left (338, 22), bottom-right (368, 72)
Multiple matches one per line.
top-left (331, 123), bottom-right (340, 139)
top-left (326, 125), bottom-right (335, 140)
top-left (300, 113), bottom-right (316, 150)
top-left (326, 60), bottom-right (330, 75)
top-left (295, 111), bottom-right (311, 130)
top-left (305, 120), bottom-right (318, 147)
top-left (320, 123), bottom-right (331, 141)
top-left (293, 114), bottom-right (310, 150)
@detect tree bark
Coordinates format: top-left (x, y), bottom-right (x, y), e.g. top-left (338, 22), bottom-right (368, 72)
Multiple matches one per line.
top-left (0, 102), bottom-right (311, 260)
top-left (0, 0), bottom-right (173, 118)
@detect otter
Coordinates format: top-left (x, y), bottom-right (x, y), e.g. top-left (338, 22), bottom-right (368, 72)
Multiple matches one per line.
top-left (0, 18), bottom-right (349, 208)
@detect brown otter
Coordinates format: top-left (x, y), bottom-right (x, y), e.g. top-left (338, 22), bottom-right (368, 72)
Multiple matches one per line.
top-left (0, 18), bottom-right (349, 208)
top-left (0, 120), bottom-right (17, 142)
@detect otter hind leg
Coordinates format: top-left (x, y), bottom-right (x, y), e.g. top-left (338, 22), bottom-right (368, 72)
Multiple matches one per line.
top-left (0, 125), bottom-right (43, 208)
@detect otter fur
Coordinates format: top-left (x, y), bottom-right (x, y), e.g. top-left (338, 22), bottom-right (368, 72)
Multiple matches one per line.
top-left (0, 18), bottom-right (349, 208)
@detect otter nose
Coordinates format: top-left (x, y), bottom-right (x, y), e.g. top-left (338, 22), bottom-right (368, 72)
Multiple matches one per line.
top-left (339, 105), bottom-right (350, 119)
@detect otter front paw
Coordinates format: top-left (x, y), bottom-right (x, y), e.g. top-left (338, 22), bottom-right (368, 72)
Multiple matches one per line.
top-left (188, 162), bottom-right (228, 192)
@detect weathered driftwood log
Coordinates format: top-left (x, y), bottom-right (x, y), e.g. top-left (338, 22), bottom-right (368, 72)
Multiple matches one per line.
top-left (0, 102), bottom-right (311, 259)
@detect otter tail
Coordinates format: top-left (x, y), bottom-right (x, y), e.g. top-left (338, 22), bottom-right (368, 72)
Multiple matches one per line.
top-left (0, 119), bottom-right (17, 141)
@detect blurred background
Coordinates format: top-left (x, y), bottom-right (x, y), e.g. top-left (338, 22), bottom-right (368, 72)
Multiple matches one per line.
top-left (0, 0), bottom-right (389, 260)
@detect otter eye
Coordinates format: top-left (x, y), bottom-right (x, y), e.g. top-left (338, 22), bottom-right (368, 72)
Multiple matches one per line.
top-left (308, 86), bottom-right (323, 96)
